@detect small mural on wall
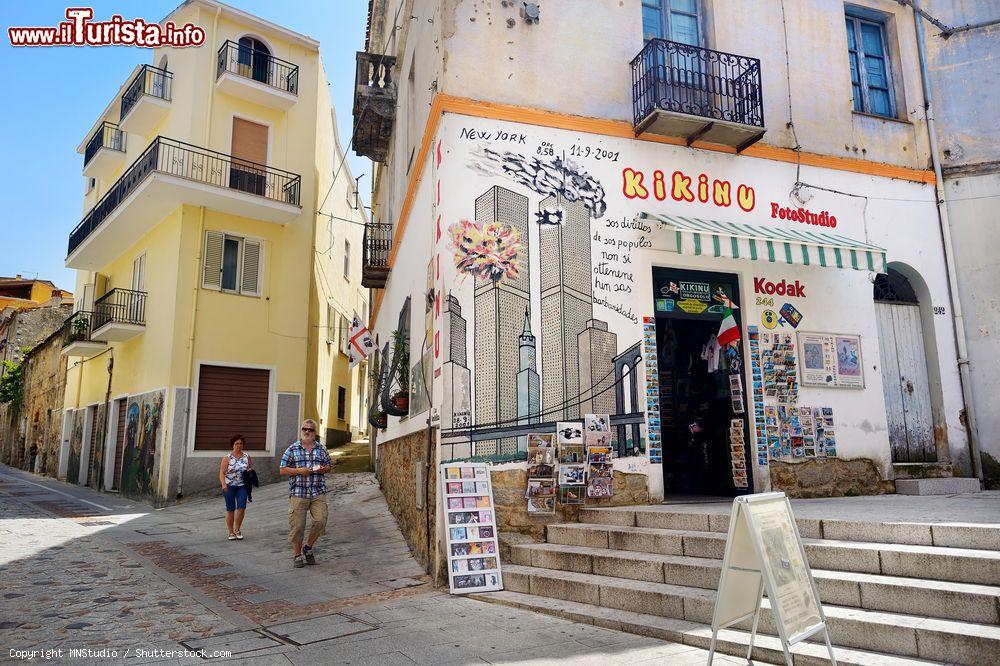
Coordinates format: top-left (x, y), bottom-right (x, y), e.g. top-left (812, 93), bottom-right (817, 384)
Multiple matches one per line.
top-left (88, 403), bottom-right (108, 490)
top-left (120, 389), bottom-right (165, 499)
top-left (66, 409), bottom-right (85, 485)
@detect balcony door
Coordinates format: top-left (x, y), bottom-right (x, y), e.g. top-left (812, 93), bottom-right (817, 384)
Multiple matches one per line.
top-left (642, 0), bottom-right (707, 115)
top-left (230, 117), bottom-right (268, 196)
top-left (237, 36), bottom-right (271, 86)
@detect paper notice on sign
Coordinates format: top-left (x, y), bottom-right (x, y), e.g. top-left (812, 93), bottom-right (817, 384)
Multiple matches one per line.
top-left (676, 299), bottom-right (709, 314)
top-left (797, 332), bottom-right (836, 387)
top-left (744, 497), bottom-right (823, 639)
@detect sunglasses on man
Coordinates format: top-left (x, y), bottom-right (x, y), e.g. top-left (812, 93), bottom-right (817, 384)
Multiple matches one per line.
top-left (301, 427), bottom-right (316, 433)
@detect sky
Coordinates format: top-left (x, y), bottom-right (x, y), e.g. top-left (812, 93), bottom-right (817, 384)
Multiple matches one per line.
top-left (0, 1), bottom-right (372, 292)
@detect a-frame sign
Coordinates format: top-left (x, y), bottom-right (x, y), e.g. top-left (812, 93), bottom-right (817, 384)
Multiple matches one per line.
top-left (708, 492), bottom-right (837, 666)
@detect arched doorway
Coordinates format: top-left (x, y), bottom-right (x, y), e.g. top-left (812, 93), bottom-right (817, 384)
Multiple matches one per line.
top-left (237, 36), bottom-right (271, 85)
top-left (874, 268), bottom-right (936, 462)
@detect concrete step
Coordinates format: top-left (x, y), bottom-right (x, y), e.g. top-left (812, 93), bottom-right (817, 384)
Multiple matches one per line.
top-left (472, 589), bottom-right (960, 665)
top-left (895, 477), bottom-right (982, 495)
top-left (546, 522), bottom-right (1000, 585)
top-left (576, 506), bottom-right (1000, 550)
top-left (497, 567), bottom-right (1000, 664)
top-left (512, 542), bottom-right (1000, 623)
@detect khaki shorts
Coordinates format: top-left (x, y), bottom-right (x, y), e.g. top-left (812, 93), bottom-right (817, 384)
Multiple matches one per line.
top-left (288, 496), bottom-right (328, 545)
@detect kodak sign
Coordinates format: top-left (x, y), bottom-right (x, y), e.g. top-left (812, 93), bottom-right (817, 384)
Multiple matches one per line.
top-left (754, 277), bottom-right (806, 298)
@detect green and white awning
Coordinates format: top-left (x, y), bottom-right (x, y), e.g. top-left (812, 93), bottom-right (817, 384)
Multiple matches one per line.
top-left (641, 214), bottom-right (887, 272)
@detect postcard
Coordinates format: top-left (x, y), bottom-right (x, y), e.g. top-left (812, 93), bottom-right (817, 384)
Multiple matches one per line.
top-left (527, 463), bottom-right (554, 478)
top-left (466, 526), bottom-right (480, 540)
top-left (463, 497), bottom-right (478, 508)
top-left (446, 467), bottom-right (461, 479)
top-left (449, 527), bottom-right (466, 541)
top-left (527, 497), bottom-right (556, 514)
top-left (526, 479), bottom-right (556, 497)
top-left (448, 498), bottom-right (462, 509)
top-left (588, 446), bottom-right (612, 464)
top-left (446, 482), bottom-right (463, 494)
top-left (454, 574), bottom-right (487, 589)
top-left (585, 431), bottom-right (611, 448)
top-left (556, 421), bottom-right (584, 444)
top-left (476, 496), bottom-right (491, 508)
top-left (558, 485), bottom-right (586, 505)
top-left (559, 464), bottom-right (587, 485)
top-left (558, 445), bottom-right (585, 464)
top-left (587, 477), bottom-right (613, 498)
top-left (527, 447), bottom-right (556, 465)
top-left (527, 433), bottom-right (555, 448)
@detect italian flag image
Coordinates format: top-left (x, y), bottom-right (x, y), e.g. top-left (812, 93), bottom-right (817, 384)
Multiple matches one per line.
top-left (717, 307), bottom-right (741, 347)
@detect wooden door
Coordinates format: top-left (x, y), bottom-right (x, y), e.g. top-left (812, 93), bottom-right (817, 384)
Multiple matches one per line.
top-left (112, 400), bottom-right (126, 490)
top-left (875, 302), bottom-right (935, 462)
top-left (87, 407), bottom-right (100, 486)
top-left (230, 118), bottom-right (268, 196)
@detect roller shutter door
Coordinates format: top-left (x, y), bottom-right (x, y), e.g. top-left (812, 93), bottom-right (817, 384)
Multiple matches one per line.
top-left (194, 365), bottom-right (270, 451)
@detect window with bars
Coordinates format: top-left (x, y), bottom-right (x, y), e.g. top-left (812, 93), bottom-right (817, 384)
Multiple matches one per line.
top-left (845, 12), bottom-right (895, 118)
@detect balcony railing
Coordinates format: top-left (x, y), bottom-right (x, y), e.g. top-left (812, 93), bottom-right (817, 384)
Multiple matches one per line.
top-left (632, 39), bottom-right (764, 146)
top-left (362, 222), bottom-right (393, 288)
top-left (61, 311), bottom-right (98, 348)
top-left (352, 52), bottom-right (397, 163)
top-left (84, 122), bottom-right (126, 167)
top-left (93, 288), bottom-right (146, 331)
top-left (121, 64), bottom-right (173, 121)
top-left (217, 40), bottom-right (298, 95)
top-left (68, 136), bottom-right (302, 257)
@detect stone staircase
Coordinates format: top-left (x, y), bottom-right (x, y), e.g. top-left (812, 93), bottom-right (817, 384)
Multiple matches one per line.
top-left (472, 505), bottom-right (1000, 665)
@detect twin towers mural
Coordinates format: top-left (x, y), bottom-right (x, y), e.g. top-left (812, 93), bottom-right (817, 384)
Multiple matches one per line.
top-left (440, 146), bottom-right (645, 460)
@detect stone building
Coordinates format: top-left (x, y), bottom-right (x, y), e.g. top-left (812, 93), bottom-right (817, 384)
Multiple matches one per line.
top-left (0, 299), bottom-right (73, 370)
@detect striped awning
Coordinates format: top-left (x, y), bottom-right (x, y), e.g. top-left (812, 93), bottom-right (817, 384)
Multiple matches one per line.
top-left (641, 214), bottom-right (887, 272)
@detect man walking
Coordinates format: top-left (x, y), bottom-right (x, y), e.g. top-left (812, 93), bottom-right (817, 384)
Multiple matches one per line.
top-left (279, 419), bottom-right (332, 568)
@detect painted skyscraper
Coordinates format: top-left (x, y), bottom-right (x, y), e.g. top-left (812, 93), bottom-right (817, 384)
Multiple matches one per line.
top-left (516, 308), bottom-right (540, 451)
top-left (440, 294), bottom-right (472, 460)
top-left (578, 318), bottom-right (618, 417)
top-left (539, 195), bottom-right (594, 420)
top-left (473, 185), bottom-right (530, 455)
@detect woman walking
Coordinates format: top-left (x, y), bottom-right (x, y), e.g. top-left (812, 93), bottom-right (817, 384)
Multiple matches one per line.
top-left (220, 434), bottom-right (252, 541)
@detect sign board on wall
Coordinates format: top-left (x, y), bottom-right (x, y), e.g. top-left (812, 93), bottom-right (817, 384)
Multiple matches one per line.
top-left (440, 462), bottom-right (503, 594)
top-left (708, 492), bottom-right (835, 665)
top-left (797, 331), bottom-right (864, 388)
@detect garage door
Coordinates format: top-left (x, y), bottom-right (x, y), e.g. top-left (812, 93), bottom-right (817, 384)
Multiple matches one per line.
top-left (194, 365), bottom-right (270, 451)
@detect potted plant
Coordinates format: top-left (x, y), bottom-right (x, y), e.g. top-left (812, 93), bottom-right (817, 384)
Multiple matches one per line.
top-left (71, 315), bottom-right (90, 342)
top-left (391, 328), bottom-right (410, 413)
top-left (368, 366), bottom-right (388, 430)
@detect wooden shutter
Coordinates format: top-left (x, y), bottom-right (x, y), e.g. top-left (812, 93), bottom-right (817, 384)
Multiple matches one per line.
top-left (132, 254), bottom-right (146, 291)
top-left (231, 118), bottom-right (268, 166)
top-left (327, 304), bottom-right (336, 344)
top-left (203, 231), bottom-right (224, 290)
top-left (240, 238), bottom-right (262, 296)
top-left (194, 365), bottom-right (270, 451)
top-left (112, 400), bottom-right (126, 490)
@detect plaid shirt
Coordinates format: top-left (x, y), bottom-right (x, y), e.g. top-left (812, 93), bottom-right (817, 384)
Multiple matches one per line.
top-left (279, 441), bottom-right (332, 498)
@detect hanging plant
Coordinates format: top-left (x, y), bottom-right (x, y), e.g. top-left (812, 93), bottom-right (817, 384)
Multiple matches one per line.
top-left (391, 328), bottom-right (410, 413)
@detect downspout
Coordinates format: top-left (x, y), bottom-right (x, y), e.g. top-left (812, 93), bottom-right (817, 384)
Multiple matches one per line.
top-left (176, 5), bottom-right (220, 498)
top-left (910, 5), bottom-right (983, 482)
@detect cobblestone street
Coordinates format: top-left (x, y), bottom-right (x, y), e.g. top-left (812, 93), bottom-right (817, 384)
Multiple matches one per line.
top-left (0, 465), bottom-right (735, 665)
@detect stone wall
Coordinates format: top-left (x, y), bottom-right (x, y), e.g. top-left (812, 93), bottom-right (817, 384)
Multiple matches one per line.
top-left (769, 458), bottom-right (894, 498)
top-left (376, 429), bottom-right (439, 577)
top-left (490, 468), bottom-right (650, 540)
top-left (0, 303), bottom-right (71, 367)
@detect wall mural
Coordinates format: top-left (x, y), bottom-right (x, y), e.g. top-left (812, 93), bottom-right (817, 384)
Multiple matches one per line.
top-left (120, 389), bottom-right (164, 499)
top-left (440, 137), bottom-right (647, 461)
top-left (88, 403), bottom-right (108, 490)
top-left (66, 409), bottom-right (85, 484)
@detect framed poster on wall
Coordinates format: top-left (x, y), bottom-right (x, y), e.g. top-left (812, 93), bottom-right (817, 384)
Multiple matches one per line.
top-left (441, 462), bottom-right (504, 594)
top-left (797, 331), bottom-right (864, 389)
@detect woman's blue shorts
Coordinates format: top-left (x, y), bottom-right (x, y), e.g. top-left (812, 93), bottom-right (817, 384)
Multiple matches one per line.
top-left (223, 484), bottom-right (248, 511)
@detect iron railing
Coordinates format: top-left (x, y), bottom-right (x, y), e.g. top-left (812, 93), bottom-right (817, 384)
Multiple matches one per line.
top-left (121, 64), bottom-right (173, 121)
top-left (631, 38), bottom-right (763, 129)
top-left (363, 222), bottom-right (393, 268)
top-left (68, 136), bottom-right (302, 256)
top-left (352, 52), bottom-right (397, 162)
top-left (93, 288), bottom-right (146, 330)
top-left (61, 311), bottom-right (98, 348)
top-left (84, 122), bottom-right (126, 166)
top-left (216, 40), bottom-right (299, 95)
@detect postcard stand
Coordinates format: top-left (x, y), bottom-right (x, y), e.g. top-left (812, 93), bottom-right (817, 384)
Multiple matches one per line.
top-left (708, 492), bottom-right (836, 666)
top-left (440, 462), bottom-right (504, 595)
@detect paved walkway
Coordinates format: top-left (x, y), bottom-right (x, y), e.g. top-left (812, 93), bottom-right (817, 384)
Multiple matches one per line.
top-left (0, 465), bottom-right (740, 664)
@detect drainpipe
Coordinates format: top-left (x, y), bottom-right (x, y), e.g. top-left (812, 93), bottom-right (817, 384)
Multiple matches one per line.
top-left (910, 4), bottom-right (983, 482)
top-left (176, 5), bottom-right (220, 499)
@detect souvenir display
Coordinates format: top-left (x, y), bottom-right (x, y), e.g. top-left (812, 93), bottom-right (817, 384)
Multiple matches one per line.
top-left (642, 317), bottom-right (662, 463)
top-left (587, 435), bottom-right (614, 498)
top-left (527, 431), bottom-right (557, 514)
top-left (729, 417), bottom-right (749, 488)
top-left (748, 326), bottom-right (768, 466)
top-left (797, 332), bottom-right (864, 389)
top-left (440, 463), bottom-right (503, 594)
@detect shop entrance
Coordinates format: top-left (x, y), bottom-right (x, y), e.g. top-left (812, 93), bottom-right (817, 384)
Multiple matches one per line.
top-left (651, 267), bottom-right (752, 497)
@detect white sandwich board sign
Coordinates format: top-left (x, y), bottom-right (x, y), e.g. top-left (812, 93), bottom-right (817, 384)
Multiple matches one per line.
top-left (708, 492), bottom-right (836, 666)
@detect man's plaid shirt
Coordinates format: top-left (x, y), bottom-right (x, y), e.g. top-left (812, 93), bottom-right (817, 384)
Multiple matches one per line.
top-left (279, 441), bottom-right (332, 498)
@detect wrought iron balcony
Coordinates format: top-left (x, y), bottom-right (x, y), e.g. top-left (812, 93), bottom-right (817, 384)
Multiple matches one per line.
top-left (216, 41), bottom-right (299, 110)
top-left (352, 52), bottom-right (397, 163)
top-left (362, 222), bottom-right (393, 289)
top-left (631, 39), bottom-right (765, 151)
top-left (61, 311), bottom-right (106, 357)
top-left (67, 136), bottom-right (302, 268)
top-left (92, 288), bottom-right (146, 342)
top-left (120, 64), bottom-right (172, 134)
top-left (84, 122), bottom-right (126, 168)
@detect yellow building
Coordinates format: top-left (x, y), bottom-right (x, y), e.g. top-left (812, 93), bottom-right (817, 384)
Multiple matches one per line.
top-left (60, 0), bottom-right (368, 500)
top-left (0, 275), bottom-right (71, 311)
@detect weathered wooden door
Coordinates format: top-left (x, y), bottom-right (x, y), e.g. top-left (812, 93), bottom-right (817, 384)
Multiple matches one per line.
top-left (875, 301), bottom-right (935, 462)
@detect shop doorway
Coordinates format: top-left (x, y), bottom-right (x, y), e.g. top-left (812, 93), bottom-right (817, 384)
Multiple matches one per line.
top-left (652, 267), bottom-right (752, 497)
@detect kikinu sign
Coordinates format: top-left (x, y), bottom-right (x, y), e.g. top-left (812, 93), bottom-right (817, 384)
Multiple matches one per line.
top-left (429, 113), bottom-right (902, 472)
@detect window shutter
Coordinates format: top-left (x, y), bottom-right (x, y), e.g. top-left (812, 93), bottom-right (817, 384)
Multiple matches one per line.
top-left (327, 304), bottom-right (336, 344)
top-left (241, 239), bottom-right (262, 296)
top-left (203, 231), bottom-right (224, 290)
top-left (341, 314), bottom-right (350, 355)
